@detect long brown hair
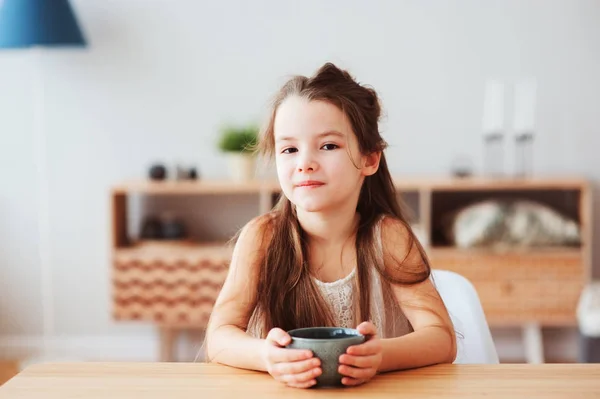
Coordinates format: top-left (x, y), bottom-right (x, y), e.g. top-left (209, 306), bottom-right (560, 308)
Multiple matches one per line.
top-left (250, 63), bottom-right (434, 337)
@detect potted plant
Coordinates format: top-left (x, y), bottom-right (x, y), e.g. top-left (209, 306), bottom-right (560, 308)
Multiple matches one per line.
top-left (218, 124), bottom-right (259, 181)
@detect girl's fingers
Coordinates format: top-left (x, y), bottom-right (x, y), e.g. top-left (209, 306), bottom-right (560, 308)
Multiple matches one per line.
top-left (339, 354), bottom-right (380, 368)
top-left (265, 328), bottom-right (292, 347)
top-left (338, 364), bottom-right (374, 380)
top-left (356, 321), bottom-right (378, 336)
top-left (346, 339), bottom-right (382, 356)
top-left (268, 346), bottom-right (313, 364)
top-left (280, 366), bottom-right (322, 385)
top-left (341, 377), bottom-right (365, 386)
top-left (287, 379), bottom-right (317, 389)
top-left (271, 357), bottom-right (321, 376)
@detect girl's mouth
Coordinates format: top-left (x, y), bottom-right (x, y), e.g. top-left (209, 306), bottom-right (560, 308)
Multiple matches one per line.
top-left (295, 180), bottom-right (325, 188)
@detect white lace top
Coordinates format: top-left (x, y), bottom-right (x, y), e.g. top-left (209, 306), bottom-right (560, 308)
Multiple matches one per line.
top-left (247, 216), bottom-right (412, 339)
top-left (313, 266), bottom-right (388, 336)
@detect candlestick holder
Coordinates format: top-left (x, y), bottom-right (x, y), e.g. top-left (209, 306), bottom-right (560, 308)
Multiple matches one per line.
top-left (483, 132), bottom-right (505, 178)
top-left (514, 131), bottom-right (534, 178)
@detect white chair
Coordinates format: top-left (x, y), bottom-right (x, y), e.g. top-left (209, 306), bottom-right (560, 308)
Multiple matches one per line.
top-left (431, 269), bottom-right (500, 364)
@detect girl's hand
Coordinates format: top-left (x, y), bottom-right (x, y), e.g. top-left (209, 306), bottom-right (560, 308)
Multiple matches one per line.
top-left (338, 321), bottom-right (383, 386)
top-left (262, 328), bottom-right (322, 389)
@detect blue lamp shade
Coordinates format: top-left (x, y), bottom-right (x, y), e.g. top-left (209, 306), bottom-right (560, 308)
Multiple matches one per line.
top-left (0, 0), bottom-right (87, 48)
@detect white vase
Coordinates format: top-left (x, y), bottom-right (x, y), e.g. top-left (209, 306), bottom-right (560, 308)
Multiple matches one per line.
top-left (226, 153), bottom-right (256, 182)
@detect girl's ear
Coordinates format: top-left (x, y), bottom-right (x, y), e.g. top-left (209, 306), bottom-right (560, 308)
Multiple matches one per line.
top-left (361, 151), bottom-right (381, 176)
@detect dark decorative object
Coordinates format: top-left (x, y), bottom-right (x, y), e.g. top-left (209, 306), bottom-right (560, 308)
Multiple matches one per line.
top-left (175, 165), bottom-right (199, 180)
top-left (149, 164), bottom-right (167, 181)
top-left (140, 214), bottom-right (188, 241)
top-left (162, 218), bottom-right (187, 240)
top-left (140, 216), bottom-right (163, 239)
top-left (450, 155), bottom-right (473, 178)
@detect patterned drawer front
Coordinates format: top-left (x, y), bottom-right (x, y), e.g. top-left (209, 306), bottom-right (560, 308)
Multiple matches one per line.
top-left (112, 258), bottom-right (229, 326)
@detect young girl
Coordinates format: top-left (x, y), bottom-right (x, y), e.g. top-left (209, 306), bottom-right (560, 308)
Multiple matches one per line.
top-left (205, 62), bottom-right (456, 388)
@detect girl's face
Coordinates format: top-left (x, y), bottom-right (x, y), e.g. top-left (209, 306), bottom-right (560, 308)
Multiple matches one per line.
top-left (273, 96), bottom-right (379, 213)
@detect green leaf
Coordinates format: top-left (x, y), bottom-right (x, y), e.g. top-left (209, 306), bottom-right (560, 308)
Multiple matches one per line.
top-left (217, 124), bottom-right (259, 153)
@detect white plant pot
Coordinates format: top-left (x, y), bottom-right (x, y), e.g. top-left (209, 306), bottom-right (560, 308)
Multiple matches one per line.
top-left (226, 153), bottom-right (256, 182)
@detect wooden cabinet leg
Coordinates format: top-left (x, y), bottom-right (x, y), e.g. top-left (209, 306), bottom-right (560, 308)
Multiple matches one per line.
top-left (523, 323), bottom-right (544, 364)
top-left (159, 327), bottom-right (177, 362)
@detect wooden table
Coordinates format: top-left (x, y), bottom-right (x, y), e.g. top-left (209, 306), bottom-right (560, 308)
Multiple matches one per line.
top-left (1, 362), bottom-right (599, 398)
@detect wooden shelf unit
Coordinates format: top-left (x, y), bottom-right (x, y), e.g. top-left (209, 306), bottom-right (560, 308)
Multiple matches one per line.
top-left (110, 176), bottom-right (592, 361)
top-left (112, 176), bottom-right (590, 195)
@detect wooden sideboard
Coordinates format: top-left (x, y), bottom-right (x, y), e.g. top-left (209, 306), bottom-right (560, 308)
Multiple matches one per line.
top-left (110, 176), bottom-right (592, 363)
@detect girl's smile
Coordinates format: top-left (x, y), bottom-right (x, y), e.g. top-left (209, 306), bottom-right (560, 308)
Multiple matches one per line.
top-left (295, 180), bottom-right (325, 188)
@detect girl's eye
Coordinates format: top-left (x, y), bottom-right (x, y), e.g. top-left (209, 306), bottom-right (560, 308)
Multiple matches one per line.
top-left (321, 143), bottom-right (339, 151)
top-left (281, 147), bottom-right (298, 154)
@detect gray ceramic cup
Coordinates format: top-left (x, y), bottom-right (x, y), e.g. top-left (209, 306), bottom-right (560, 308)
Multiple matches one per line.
top-left (286, 327), bottom-right (365, 387)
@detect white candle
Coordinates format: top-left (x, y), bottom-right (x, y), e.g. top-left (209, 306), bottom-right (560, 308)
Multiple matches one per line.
top-left (482, 80), bottom-right (505, 135)
top-left (513, 79), bottom-right (537, 134)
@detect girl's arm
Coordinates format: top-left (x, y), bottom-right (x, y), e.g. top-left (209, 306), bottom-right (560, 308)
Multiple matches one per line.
top-left (378, 217), bottom-right (457, 372)
top-left (206, 216), bottom-right (323, 388)
top-left (378, 279), bottom-right (457, 371)
top-left (205, 216), bottom-right (269, 371)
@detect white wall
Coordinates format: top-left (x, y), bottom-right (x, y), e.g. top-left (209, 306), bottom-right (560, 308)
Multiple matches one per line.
top-left (0, 0), bottom-right (599, 362)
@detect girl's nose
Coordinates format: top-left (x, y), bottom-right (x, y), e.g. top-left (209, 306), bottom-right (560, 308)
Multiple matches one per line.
top-left (297, 153), bottom-right (318, 173)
